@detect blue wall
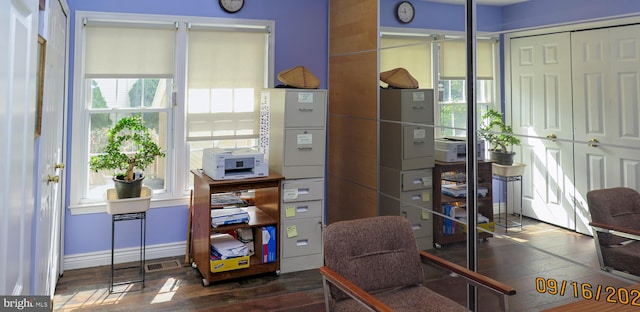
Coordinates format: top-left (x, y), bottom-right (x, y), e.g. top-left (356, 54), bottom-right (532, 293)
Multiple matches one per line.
top-left (502, 0), bottom-right (640, 31)
top-left (380, 0), bottom-right (503, 32)
top-left (64, 0), bottom-right (329, 257)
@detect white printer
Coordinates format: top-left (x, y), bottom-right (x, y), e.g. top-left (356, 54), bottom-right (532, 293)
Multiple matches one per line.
top-left (202, 148), bottom-right (268, 180)
top-left (434, 137), bottom-right (485, 162)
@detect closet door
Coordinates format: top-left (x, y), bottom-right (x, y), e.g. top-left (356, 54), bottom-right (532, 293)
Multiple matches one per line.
top-left (510, 33), bottom-right (576, 230)
top-left (572, 25), bottom-right (640, 235)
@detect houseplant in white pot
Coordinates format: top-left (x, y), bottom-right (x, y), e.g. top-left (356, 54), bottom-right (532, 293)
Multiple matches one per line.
top-left (89, 116), bottom-right (165, 199)
top-left (478, 109), bottom-right (521, 166)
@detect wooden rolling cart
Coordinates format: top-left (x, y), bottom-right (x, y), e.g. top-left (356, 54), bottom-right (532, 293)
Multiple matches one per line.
top-left (191, 170), bottom-right (284, 286)
top-left (433, 160), bottom-right (494, 248)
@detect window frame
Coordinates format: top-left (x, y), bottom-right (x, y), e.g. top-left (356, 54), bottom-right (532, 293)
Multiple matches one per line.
top-left (69, 11), bottom-right (275, 214)
top-left (433, 34), bottom-right (502, 139)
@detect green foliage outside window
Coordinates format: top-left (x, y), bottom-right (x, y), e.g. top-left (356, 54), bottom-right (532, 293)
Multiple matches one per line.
top-left (129, 79), bottom-right (160, 128)
top-left (90, 80), bottom-right (112, 130)
top-left (90, 79), bottom-right (162, 154)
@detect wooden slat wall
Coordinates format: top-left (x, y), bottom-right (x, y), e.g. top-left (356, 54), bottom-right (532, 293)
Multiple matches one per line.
top-left (327, 0), bottom-right (379, 224)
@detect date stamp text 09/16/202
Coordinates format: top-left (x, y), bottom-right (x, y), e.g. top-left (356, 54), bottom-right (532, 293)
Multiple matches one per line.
top-left (536, 277), bottom-right (640, 306)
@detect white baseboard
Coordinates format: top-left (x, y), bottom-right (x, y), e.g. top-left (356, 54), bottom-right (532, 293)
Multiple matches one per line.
top-left (63, 241), bottom-right (186, 270)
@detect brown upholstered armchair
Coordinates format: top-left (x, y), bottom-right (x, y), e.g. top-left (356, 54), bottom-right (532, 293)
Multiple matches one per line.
top-left (587, 187), bottom-right (640, 280)
top-left (319, 216), bottom-right (516, 312)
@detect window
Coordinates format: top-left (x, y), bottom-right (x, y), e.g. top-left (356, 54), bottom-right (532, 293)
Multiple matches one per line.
top-left (70, 12), bottom-right (274, 214)
top-left (380, 34), bottom-right (433, 89)
top-left (438, 79), bottom-right (493, 137)
top-left (186, 27), bottom-right (269, 179)
top-left (87, 78), bottom-right (172, 198)
top-left (436, 38), bottom-right (498, 138)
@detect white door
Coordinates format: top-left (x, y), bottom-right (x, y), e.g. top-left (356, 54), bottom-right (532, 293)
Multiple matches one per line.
top-left (572, 24), bottom-right (640, 234)
top-left (33, 0), bottom-right (68, 295)
top-left (0, 0), bottom-right (38, 295)
top-left (509, 32), bottom-right (576, 230)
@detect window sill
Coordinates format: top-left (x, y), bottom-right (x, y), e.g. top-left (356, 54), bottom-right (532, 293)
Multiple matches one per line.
top-left (68, 196), bottom-right (190, 215)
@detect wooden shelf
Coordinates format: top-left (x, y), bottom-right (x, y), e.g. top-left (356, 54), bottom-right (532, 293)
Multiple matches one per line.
top-left (191, 170), bottom-right (285, 286)
top-left (209, 206), bottom-right (278, 234)
top-left (433, 161), bottom-right (494, 247)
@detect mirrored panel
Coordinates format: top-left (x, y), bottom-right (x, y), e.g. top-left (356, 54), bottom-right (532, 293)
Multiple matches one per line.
top-left (378, 0), bottom-right (640, 310)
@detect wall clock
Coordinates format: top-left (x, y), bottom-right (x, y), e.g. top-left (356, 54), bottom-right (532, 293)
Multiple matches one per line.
top-left (396, 1), bottom-right (415, 24)
top-left (219, 0), bottom-right (245, 14)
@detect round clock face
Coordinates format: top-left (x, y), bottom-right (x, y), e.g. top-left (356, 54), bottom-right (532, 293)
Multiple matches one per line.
top-left (219, 0), bottom-right (245, 13)
top-left (396, 1), bottom-right (415, 24)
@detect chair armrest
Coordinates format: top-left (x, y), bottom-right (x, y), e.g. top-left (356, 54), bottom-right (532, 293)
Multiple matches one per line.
top-left (419, 251), bottom-right (516, 296)
top-left (590, 222), bottom-right (640, 241)
top-left (318, 266), bottom-right (394, 312)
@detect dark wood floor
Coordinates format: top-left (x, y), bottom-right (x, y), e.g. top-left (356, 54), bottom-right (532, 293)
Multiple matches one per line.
top-left (53, 217), bottom-right (638, 311)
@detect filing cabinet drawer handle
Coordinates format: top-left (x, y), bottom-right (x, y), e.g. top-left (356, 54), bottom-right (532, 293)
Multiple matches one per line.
top-left (298, 147), bottom-right (313, 151)
top-left (412, 105), bottom-right (424, 110)
top-left (413, 140), bottom-right (425, 144)
top-left (296, 239), bottom-right (309, 247)
top-left (296, 206), bottom-right (309, 213)
top-left (298, 108), bottom-right (314, 112)
top-left (297, 188), bottom-right (310, 195)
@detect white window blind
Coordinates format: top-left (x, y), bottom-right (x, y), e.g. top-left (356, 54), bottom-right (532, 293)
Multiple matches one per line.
top-left (380, 37), bottom-right (432, 88)
top-left (439, 39), bottom-right (494, 80)
top-left (186, 28), bottom-right (267, 142)
top-left (85, 24), bottom-right (176, 77)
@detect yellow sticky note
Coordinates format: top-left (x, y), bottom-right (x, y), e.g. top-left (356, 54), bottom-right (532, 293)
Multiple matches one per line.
top-left (287, 225), bottom-right (298, 238)
top-left (422, 210), bottom-right (430, 220)
top-left (422, 192), bottom-right (430, 202)
top-left (285, 206), bottom-right (296, 218)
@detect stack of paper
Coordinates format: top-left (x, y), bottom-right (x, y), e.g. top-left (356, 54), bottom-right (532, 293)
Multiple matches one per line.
top-left (210, 233), bottom-right (249, 260)
top-left (441, 184), bottom-right (489, 198)
top-left (210, 207), bottom-right (250, 228)
top-left (455, 212), bottom-right (491, 224)
top-left (210, 192), bottom-right (247, 208)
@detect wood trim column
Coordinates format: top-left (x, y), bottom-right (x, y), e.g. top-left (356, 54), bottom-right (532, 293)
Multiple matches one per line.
top-left (327, 0), bottom-right (379, 224)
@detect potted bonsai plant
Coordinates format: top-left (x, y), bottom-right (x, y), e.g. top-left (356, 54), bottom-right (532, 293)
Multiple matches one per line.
top-left (89, 116), bottom-right (165, 199)
top-left (478, 109), bottom-right (521, 166)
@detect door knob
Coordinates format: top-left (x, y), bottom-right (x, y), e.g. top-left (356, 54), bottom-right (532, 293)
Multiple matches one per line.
top-left (55, 163), bottom-right (65, 170)
top-left (47, 175), bottom-right (60, 184)
top-left (546, 134), bottom-right (557, 141)
top-left (588, 139), bottom-right (599, 147)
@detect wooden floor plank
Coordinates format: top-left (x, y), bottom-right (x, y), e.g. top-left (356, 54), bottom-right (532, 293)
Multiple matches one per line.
top-left (53, 217), bottom-right (637, 311)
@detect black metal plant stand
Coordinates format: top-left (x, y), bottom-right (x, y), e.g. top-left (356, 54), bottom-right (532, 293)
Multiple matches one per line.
top-left (110, 211), bottom-right (146, 293)
top-left (493, 174), bottom-right (523, 232)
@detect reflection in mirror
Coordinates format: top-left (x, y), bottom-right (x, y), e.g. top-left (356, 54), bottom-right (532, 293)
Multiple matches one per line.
top-left (378, 0), bottom-right (640, 310)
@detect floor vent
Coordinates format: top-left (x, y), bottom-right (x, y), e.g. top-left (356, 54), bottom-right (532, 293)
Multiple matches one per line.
top-left (144, 260), bottom-right (181, 273)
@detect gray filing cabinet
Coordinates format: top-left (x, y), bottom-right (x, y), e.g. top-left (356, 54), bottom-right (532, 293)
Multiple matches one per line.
top-left (379, 89), bottom-right (435, 250)
top-left (280, 178), bottom-right (324, 272)
top-left (380, 89), bottom-right (435, 170)
top-left (379, 167), bottom-right (434, 250)
top-left (261, 89), bottom-right (326, 273)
